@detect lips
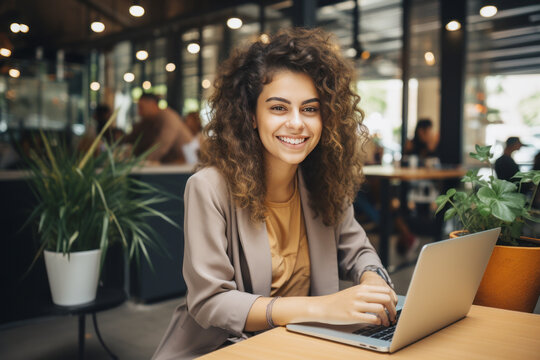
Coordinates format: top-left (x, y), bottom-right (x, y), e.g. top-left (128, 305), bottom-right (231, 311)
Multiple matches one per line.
top-left (277, 136), bottom-right (308, 145)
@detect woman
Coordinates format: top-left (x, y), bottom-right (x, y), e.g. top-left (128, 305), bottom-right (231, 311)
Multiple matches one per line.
top-left (182, 111), bottom-right (204, 164)
top-left (153, 28), bottom-right (397, 360)
top-left (404, 118), bottom-right (439, 163)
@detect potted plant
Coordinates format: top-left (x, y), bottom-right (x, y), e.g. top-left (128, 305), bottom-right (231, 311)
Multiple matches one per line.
top-left (24, 111), bottom-right (177, 306)
top-left (435, 145), bottom-right (540, 312)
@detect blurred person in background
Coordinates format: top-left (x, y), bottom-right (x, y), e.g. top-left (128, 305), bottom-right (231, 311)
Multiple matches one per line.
top-left (77, 104), bottom-right (124, 155)
top-left (124, 93), bottom-right (193, 165)
top-left (182, 111), bottom-right (204, 164)
top-left (94, 104), bottom-right (125, 144)
top-left (495, 136), bottom-right (523, 181)
top-left (404, 118), bottom-right (440, 167)
top-left (184, 111), bottom-right (203, 143)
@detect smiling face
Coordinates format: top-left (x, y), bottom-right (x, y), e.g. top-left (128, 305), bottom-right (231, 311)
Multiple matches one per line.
top-left (254, 71), bottom-right (322, 173)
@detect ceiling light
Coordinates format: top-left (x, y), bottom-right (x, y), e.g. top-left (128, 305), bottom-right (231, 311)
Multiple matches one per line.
top-left (0, 48), bottom-right (11, 57)
top-left (10, 23), bottom-right (20, 33)
top-left (136, 50), bottom-right (149, 60)
top-left (165, 63), bottom-right (176, 72)
top-left (187, 43), bottom-right (200, 54)
top-left (227, 17), bottom-right (243, 29)
top-left (123, 72), bottom-right (135, 83)
top-left (9, 69), bottom-right (20, 78)
top-left (259, 33), bottom-right (270, 44)
top-left (91, 21), bottom-right (105, 33)
top-left (202, 79), bottom-right (211, 89)
top-left (445, 20), bottom-right (461, 31)
top-left (424, 51), bottom-right (435, 66)
top-left (19, 24), bottom-right (29, 33)
top-left (345, 48), bottom-right (357, 58)
top-left (142, 81), bottom-right (152, 90)
top-left (129, 4), bottom-right (145, 17)
top-left (480, 5), bottom-right (497, 18)
top-left (90, 82), bottom-right (101, 91)
top-left (361, 50), bottom-right (371, 60)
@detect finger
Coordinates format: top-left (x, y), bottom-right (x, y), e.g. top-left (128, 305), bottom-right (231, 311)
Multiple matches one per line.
top-left (353, 312), bottom-right (381, 326)
top-left (391, 290), bottom-right (399, 305)
top-left (357, 292), bottom-right (392, 306)
top-left (391, 289), bottom-right (399, 305)
top-left (357, 285), bottom-right (392, 294)
top-left (373, 306), bottom-right (390, 327)
top-left (358, 293), bottom-right (397, 323)
top-left (357, 303), bottom-right (389, 327)
top-left (386, 297), bottom-right (397, 323)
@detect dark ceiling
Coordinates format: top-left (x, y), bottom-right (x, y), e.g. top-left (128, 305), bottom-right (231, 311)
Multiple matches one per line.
top-left (0, 0), bottom-right (261, 57)
top-left (0, 0), bottom-right (539, 75)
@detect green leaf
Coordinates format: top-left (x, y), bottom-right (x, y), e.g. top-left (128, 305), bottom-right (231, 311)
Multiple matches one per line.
top-left (491, 201), bottom-right (519, 222)
top-left (444, 207), bottom-right (457, 221)
top-left (477, 186), bottom-right (497, 205)
top-left (491, 179), bottom-right (518, 194)
top-left (100, 214), bottom-right (109, 251)
top-left (500, 192), bottom-right (526, 210)
top-left (137, 204), bottom-right (179, 228)
top-left (38, 212), bottom-right (47, 233)
top-left (454, 191), bottom-right (468, 202)
top-left (477, 204), bottom-right (491, 217)
top-left (68, 231), bottom-right (79, 251)
top-left (110, 212), bottom-right (128, 248)
top-left (435, 196), bottom-right (449, 214)
top-left (59, 206), bottom-right (66, 219)
top-left (470, 145), bottom-right (492, 164)
top-left (78, 109), bottom-right (119, 170)
top-left (523, 212), bottom-right (540, 223)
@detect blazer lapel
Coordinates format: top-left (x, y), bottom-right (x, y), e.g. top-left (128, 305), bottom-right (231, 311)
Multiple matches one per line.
top-left (236, 206), bottom-right (272, 297)
top-left (298, 172), bottom-right (340, 296)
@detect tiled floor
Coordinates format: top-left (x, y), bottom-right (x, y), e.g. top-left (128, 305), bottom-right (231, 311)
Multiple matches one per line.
top-left (1, 234), bottom-right (538, 360)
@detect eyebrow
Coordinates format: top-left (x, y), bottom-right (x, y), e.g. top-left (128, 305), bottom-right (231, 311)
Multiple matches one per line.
top-left (265, 97), bottom-right (320, 105)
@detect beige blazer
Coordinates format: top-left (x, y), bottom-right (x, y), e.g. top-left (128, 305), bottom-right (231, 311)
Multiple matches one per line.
top-left (152, 167), bottom-right (387, 360)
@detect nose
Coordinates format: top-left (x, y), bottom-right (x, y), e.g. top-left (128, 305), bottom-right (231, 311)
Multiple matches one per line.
top-left (287, 110), bottom-right (304, 130)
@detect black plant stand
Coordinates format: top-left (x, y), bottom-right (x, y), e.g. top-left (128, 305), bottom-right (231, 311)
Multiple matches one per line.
top-left (50, 287), bottom-right (127, 360)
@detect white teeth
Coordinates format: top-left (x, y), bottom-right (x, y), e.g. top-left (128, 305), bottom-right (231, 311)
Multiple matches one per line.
top-left (278, 136), bottom-right (307, 145)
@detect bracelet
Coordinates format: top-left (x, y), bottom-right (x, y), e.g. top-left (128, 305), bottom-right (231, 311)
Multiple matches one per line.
top-left (266, 296), bottom-right (281, 329)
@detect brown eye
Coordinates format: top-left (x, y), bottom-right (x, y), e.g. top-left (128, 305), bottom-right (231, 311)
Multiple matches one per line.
top-left (271, 105), bottom-right (286, 111)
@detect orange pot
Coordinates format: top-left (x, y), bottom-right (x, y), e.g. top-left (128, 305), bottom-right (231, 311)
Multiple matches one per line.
top-left (450, 230), bottom-right (540, 313)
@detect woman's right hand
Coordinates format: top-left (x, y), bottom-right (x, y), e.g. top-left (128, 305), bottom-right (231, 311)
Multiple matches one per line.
top-left (314, 284), bottom-right (397, 327)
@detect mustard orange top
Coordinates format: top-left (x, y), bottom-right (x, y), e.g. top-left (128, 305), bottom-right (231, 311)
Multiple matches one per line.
top-left (264, 179), bottom-right (311, 297)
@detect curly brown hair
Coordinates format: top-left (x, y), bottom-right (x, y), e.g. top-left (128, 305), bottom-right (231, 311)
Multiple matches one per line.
top-left (199, 27), bottom-right (367, 226)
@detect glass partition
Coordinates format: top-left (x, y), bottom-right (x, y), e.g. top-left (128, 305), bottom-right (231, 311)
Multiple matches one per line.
top-left (464, 1), bottom-right (540, 167)
top-left (317, 0), bottom-right (403, 164)
top-left (0, 60), bottom-right (87, 169)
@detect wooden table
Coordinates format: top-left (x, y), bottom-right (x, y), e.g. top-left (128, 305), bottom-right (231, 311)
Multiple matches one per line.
top-left (199, 306), bottom-right (540, 360)
top-left (362, 166), bottom-right (467, 267)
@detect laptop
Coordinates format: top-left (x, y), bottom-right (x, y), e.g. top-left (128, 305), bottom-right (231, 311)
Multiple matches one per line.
top-left (286, 228), bottom-right (500, 353)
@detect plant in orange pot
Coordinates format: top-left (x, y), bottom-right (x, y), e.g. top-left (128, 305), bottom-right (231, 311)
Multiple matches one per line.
top-left (435, 145), bottom-right (540, 313)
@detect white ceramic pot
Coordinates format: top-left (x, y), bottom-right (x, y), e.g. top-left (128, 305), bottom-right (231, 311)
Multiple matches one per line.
top-left (44, 249), bottom-right (102, 306)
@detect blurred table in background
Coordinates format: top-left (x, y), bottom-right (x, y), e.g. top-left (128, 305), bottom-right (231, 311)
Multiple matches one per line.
top-left (363, 166), bottom-right (466, 268)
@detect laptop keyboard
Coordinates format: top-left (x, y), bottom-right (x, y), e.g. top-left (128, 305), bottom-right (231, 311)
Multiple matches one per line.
top-left (353, 310), bottom-right (402, 341)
